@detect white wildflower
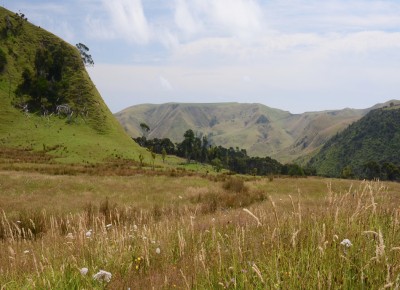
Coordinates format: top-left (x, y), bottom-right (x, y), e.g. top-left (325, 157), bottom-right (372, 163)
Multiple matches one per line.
top-left (80, 267), bottom-right (88, 275)
top-left (93, 270), bottom-right (112, 282)
top-left (340, 239), bottom-right (353, 248)
top-left (156, 247), bottom-right (161, 254)
top-left (16, 220), bottom-right (21, 224)
top-left (23, 250), bottom-right (29, 254)
top-left (86, 229), bottom-right (92, 238)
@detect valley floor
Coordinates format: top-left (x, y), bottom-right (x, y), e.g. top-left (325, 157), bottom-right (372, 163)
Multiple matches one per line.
top-left (1, 168), bottom-right (400, 289)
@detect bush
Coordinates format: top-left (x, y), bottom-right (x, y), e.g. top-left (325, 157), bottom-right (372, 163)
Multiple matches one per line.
top-left (194, 189), bottom-right (267, 214)
top-left (222, 177), bottom-right (248, 193)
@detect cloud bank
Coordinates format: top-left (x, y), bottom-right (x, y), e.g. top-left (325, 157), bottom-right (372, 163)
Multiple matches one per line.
top-left (5, 0), bottom-right (400, 113)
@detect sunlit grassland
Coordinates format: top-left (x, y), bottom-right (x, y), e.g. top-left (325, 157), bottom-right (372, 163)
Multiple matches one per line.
top-left (1, 170), bottom-right (400, 289)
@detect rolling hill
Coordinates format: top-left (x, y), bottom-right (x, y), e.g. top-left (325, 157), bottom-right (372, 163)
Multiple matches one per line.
top-left (308, 103), bottom-right (400, 179)
top-left (115, 101), bottom-right (398, 162)
top-left (0, 7), bottom-right (144, 164)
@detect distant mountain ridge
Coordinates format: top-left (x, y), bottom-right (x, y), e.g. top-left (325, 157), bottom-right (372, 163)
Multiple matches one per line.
top-left (115, 100), bottom-right (400, 162)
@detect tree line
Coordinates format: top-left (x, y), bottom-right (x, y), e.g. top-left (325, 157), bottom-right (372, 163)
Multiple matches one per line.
top-left (134, 127), bottom-right (313, 177)
top-left (341, 161), bottom-right (400, 181)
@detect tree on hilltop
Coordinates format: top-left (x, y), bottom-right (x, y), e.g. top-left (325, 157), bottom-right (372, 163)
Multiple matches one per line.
top-left (76, 43), bottom-right (94, 66)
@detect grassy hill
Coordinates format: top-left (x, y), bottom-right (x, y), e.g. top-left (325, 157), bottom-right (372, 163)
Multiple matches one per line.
top-left (0, 7), bottom-right (145, 164)
top-left (308, 103), bottom-right (400, 178)
top-left (116, 102), bottom-right (398, 162)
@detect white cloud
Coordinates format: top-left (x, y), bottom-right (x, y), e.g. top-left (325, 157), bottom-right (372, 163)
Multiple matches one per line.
top-left (172, 0), bottom-right (265, 40)
top-left (86, 16), bottom-right (115, 40)
top-left (169, 31), bottom-right (400, 66)
top-left (159, 76), bottom-right (173, 91)
top-left (86, 0), bottom-right (152, 44)
top-left (174, 0), bottom-right (203, 36)
top-left (206, 0), bottom-right (264, 37)
top-left (263, 0), bottom-right (400, 33)
top-left (242, 76), bottom-right (252, 83)
top-left (325, 31), bottom-right (400, 53)
top-left (89, 61), bottom-right (400, 114)
top-left (104, 0), bottom-right (151, 44)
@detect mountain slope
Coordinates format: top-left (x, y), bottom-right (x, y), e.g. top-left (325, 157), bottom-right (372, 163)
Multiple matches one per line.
top-left (0, 7), bottom-right (144, 163)
top-left (308, 104), bottom-right (400, 178)
top-left (116, 102), bottom-right (394, 162)
top-left (117, 102), bottom-right (296, 157)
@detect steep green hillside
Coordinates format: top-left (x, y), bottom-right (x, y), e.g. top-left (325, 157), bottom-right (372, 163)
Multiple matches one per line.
top-left (308, 104), bottom-right (400, 179)
top-left (116, 102), bottom-right (396, 162)
top-left (0, 7), bottom-right (144, 163)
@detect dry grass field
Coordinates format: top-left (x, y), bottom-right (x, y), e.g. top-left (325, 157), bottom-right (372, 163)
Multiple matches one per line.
top-left (1, 168), bottom-right (400, 289)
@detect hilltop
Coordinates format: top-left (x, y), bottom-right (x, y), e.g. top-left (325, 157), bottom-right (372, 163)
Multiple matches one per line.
top-left (0, 7), bottom-right (144, 164)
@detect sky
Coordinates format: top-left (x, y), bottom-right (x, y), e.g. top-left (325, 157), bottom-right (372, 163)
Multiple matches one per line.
top-left (3, 0), bottom-right (400, 113)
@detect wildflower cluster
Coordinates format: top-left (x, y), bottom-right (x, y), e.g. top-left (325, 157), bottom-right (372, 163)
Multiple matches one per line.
top-left (93, 270), bottom-right (112, 283)
top-left (340, 238), bottom-right (353, 248)
top-left (134, 256), bottom-right (144, 271)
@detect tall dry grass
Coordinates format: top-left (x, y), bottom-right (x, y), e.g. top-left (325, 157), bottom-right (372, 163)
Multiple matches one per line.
top-left (0, 177), bottom-right (400, 289)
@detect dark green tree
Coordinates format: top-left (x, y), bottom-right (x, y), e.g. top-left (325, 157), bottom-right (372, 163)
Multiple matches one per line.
top-left (181, 129), bottom-right (195, 162)
top-left (16, 45), bottom-right (67, 113)
top-left (140, 123), bottom-right (150, 137)
top-left (201, 136), bottom-right (209, 163)
top-left (363, 161), bottom-right (381, 180)
top-left (211, 158), bottom-right (223, 172)
top-left (0, 48), bottom-right (7, 73)
top-left (341, 165), bottom-right (354, 179)
top-left (381, 163), bottom-right (400, 181)
top-left (76, 43), bottom-right (94, 66)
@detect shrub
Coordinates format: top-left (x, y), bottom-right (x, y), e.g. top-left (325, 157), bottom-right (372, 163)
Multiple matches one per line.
top-left (99, 197), bottom-right (118, 224)
top-left (222, 177), bottom-right (248, 193)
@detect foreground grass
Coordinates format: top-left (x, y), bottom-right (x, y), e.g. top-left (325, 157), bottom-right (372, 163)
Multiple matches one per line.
top-left (1, 171), bottom-right (400, 289)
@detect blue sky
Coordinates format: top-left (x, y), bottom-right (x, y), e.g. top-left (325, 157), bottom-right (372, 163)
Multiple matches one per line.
top-left (3, 0), bottom-right (400, 113)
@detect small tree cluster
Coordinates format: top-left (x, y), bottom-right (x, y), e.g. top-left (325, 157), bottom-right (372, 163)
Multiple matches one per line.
top-left (2, 12), bottom-right (27, 37)
top-left (15, 44), bottom-right (68, 114)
